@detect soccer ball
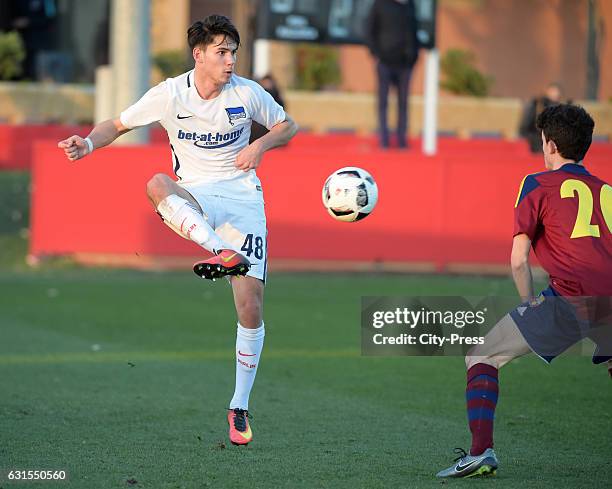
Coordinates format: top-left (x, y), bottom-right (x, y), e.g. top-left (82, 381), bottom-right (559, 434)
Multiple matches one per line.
top-left (321, 167), bottom-right (378, 222)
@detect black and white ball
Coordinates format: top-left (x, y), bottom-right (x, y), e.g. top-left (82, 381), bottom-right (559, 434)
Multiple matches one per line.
top-left (322, 167), bottom-right (378, 222)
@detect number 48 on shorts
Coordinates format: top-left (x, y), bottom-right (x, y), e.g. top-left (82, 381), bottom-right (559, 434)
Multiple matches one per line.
top-left (241, 234), bottom-right (264, 260)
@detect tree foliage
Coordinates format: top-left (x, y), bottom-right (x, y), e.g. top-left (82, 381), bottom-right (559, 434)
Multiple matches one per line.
top-left (440, 49), bottom-right (493, 97)
top-left (0, 31), bottom-right (25, 80)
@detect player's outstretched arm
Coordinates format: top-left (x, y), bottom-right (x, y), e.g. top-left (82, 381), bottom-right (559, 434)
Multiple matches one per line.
top-left (57, 118), bottom-right (131, 161)
top-left (510, 233), bottom-right (534, 302)
top-left (235, 116), bottom-right (298, 171)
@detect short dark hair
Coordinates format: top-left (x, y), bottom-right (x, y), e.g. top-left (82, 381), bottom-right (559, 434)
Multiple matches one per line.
top-left (187, 15), bottom-right (240, 50)
top-left (536, 104), bottom-right (594, 162)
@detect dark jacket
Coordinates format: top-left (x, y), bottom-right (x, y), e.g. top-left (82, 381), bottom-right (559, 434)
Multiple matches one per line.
top-left (519, 97), bottom-right (561, 153)
top-left (364, 0), bottom-right (419, 68)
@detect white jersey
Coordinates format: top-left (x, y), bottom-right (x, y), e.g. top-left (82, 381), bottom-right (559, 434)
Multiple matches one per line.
top-left (120, 71), bottom-right (286, 201)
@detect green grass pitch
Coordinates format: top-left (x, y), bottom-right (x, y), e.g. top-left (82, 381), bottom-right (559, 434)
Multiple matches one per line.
top-left (0, 171), bottom-right (610, 487)
top-left (1, 269), bottom-right (610, 488)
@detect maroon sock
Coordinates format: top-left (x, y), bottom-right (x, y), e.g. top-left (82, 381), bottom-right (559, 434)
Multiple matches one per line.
top-left (466, 363), bottom-right (499, 456)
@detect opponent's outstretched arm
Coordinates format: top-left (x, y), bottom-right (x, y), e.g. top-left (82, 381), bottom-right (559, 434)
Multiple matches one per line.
top-left (235, 116), bottom-right (298, 171)
top-left (57, 118), bottom-right (131, 161)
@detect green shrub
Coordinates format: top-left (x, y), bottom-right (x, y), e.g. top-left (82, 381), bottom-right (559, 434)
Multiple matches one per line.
top-left (440, 48), bottom-right (493, 97)
top-left (0, 31), bottom-right (25, 80)
top-left (294, 44), bottom-right (341, 91)
top-left (152, 50), bottom-right (191, 78)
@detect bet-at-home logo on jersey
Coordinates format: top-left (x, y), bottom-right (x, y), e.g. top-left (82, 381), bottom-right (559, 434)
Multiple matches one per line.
top-left (177, 127), bottom-right (245, 149)
top-left (225, 106), bottom-right (247, 126)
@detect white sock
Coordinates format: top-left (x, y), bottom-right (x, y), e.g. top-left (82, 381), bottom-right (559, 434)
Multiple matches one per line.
top-left (229, 322), bottom-right (265, 411)
top-left (156, 194), bottom-right (226, 253)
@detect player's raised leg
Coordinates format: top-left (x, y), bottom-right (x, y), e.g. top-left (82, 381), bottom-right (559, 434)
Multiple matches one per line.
top-left (226, 276), bottom-right (265, 445)
top-left (146, 174), bottom-right (250, 279)
top-left (147, 173), bottom-right (226, 251)
top-left (437, 314), bottom-right (531, 478)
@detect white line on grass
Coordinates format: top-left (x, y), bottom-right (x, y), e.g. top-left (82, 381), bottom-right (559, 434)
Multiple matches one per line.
top-left (0, 348), bottom-right (360, 365)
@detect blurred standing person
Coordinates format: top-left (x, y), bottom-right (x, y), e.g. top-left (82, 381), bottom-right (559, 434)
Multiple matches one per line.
top-left (519, 82), bottom-right (564, 153)
top-left (250, 73), bottom-right (287, 143)
top-left (259, 74), bottom-right (285, 108)
top-left (365, 0), bottom-right (419, 149)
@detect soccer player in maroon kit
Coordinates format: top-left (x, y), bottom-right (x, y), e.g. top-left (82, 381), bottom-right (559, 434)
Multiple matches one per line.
top-left (437, 104), bottom-right (612, 478)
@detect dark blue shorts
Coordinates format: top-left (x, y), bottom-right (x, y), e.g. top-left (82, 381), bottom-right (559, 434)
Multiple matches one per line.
top-left (509, 286), bottom-right (612, 364)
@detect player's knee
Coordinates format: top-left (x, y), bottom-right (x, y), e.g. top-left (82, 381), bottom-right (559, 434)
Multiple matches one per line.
top-left (235, 296), bottom-right (263, 327)
top-left (465, 345), bottom-right (479, 370)
top-left (465, 353), bottom-right (502, 371)
top-left (465, 349), bottom-right (494, 371)
top-left (239, 297), bottom-right (262, 317)
top-left (465, 353), bottom-right (476, 370)
top-left (239, 310), bottom-right (263, 329)
top-left (146, 173), bottom-right (172, 202)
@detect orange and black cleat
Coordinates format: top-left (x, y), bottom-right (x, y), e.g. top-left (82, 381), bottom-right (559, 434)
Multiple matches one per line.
top-left (193, 249), bottom-right (250, 280)
top-left (227, 408), bottom-right (252, 446)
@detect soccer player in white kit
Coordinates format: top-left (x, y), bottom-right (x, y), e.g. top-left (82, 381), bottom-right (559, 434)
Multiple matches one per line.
top-left (58, 15), bottom-right (298, 446)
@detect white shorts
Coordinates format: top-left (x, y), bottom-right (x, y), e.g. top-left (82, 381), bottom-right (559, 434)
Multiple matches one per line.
top-left (181, 185), bottom-right (268, 282)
